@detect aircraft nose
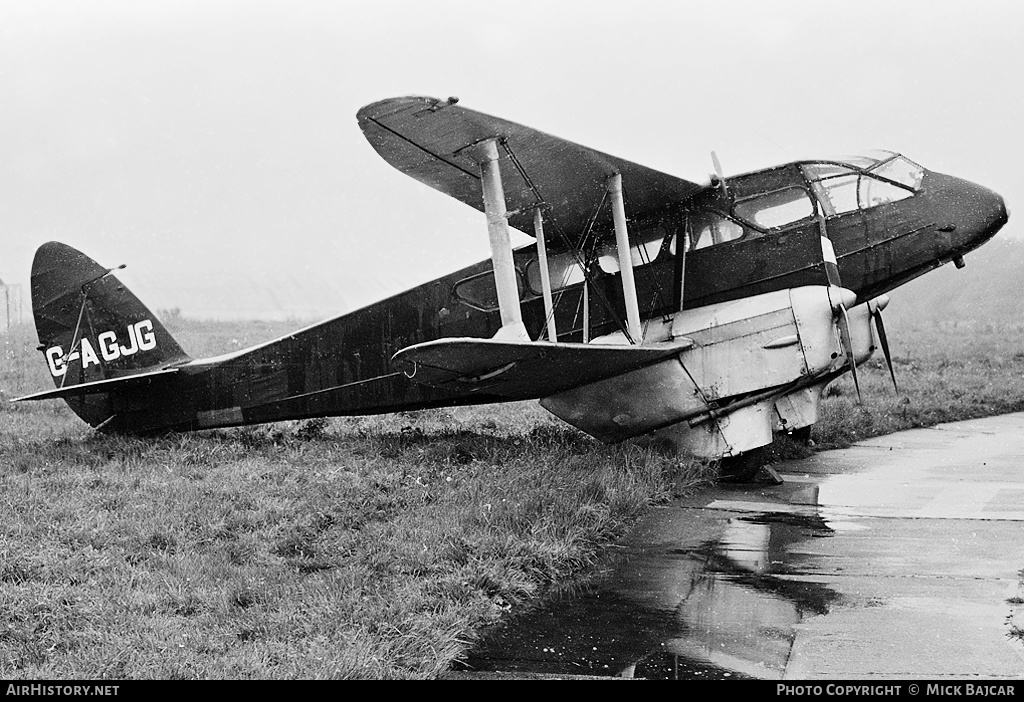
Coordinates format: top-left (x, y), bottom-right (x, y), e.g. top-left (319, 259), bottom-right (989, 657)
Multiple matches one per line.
top-left (929, 173), bottom-right (1009, 252)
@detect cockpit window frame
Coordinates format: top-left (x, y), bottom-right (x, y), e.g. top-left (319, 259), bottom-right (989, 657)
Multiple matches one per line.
top-left (801, 153), bottom-right (921, 218)
top-left (801, 153), bottom-right (923, 192)
top-left (867, 154), bottom-right (925, 192)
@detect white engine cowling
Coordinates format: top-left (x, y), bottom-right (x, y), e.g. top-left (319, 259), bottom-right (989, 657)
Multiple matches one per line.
top-left (541, 285), bottom-right (879, 458)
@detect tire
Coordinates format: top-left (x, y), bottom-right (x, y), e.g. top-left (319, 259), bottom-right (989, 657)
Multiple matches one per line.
top-left (789, 426), bottom-right (812, 445)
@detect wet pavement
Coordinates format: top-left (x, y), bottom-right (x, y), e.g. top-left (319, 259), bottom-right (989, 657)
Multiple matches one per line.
top-left (450, 414), bottom-right (1024, 680)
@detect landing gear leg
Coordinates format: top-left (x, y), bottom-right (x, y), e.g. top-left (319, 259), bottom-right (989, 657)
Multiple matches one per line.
top-left (718, 446), bottom-right (765, 483)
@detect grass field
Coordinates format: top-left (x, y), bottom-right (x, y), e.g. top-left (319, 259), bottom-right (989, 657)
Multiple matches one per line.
top-left (3, 315), bottom-right (1024, 678)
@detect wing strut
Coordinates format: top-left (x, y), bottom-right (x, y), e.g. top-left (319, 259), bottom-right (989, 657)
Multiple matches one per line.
top-left (471, 138), bottom-right (528, 341)
top-left (582, 278), bottom-right (590, 343)
top-left (532, 208), bottom-right (558, 341)
top-left (608, 173), bottom-right (642, 344)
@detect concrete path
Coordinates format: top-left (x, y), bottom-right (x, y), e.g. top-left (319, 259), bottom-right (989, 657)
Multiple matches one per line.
top-left (456, 414), bottom-right (1024, 680)
top-left (762, 414), bottom-right (1024, 679)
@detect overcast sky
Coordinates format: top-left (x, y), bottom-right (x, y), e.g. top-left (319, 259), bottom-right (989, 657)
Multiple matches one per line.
top-left (2, 0), bottom-right (1020, 319)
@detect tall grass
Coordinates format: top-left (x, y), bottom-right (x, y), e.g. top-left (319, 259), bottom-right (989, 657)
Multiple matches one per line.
top-left (811, 320), bottom-right (1024, 448)
top-left (3, 316), bottom-right (1024, 678)
top-left (1, 321), bottom-right (710, 678)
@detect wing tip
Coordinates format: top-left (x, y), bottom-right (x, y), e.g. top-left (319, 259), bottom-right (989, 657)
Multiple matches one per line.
top-left (356, 95), bottom-right (448, 126)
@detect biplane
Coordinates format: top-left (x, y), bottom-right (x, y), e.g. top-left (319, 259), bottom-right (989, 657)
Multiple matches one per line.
top-left (14, 96), bottom-right (1008, 480)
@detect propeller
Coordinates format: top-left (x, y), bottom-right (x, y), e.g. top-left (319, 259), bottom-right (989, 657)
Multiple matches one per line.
top-left (710, 151), bottom-right (728, 197)
top-left (869, 296), bottom-right (898, 392)
top-left (815, 203), bottom-right (899, 400)
top-left (833, 291), bottom-right (862, 403)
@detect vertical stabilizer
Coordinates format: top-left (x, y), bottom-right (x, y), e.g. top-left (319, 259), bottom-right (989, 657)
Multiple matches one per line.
top-left (30, 242), bottom-right (190, 426)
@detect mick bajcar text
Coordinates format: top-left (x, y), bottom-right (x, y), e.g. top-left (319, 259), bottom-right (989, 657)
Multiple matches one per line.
top-left (776, 684), bottom-right (1015, 696)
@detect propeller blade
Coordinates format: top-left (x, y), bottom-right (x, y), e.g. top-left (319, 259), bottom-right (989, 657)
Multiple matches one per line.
top-left (836, 304), bottom-right (862, 403)
top-left (816, 214), bottom-right (862, 403)
top-left (711, 150), bottom-right (724, 180)
top-left (710, 151), bottom-right (729, 197)
top-left (872, 306), bottom-right (898, 393)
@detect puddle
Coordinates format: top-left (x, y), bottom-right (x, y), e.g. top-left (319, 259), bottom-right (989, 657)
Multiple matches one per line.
top-left (456, 507), bottom-right (842, 679)
top-left (454, 419), bottom-right (1024, 679)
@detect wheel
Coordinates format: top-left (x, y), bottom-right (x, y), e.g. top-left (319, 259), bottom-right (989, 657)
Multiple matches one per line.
top-left (718, 446), bottom-right (766, 483)
top-left (789, 426), bottom-right (812, 445)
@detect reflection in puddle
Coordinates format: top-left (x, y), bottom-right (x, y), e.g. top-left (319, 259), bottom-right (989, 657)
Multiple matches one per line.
top-left (664, 513), bottom-right (837, 678)
top-left (457, 509), bottom-right (843, 679)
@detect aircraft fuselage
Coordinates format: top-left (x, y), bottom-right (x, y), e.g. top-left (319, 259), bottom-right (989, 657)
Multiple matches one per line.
top-left (40, 154), bottom-right (1008, 435)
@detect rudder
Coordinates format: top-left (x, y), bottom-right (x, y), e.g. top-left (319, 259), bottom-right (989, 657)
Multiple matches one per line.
top-left (30, 241), bottom-right (191, 427)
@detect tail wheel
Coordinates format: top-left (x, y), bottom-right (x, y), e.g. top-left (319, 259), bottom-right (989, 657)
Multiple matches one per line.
top-left (718, 446), bottom-right (765, 483)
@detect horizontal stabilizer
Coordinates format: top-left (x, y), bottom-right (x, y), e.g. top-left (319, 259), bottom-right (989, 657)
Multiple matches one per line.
top-left (392, 337), bottom-right (693, 400)
top-left (13, 367), bottom-right (179, 402)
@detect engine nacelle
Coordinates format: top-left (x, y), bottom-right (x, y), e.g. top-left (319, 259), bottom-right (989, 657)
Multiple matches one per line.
top-left (541, 285), bottom-right (878, 458)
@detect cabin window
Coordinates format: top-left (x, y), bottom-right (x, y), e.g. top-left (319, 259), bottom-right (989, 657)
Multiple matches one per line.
top-left (678, 211), bottom-right (744, 251)
top-left (809, 174), bottom-right (860, 216)
top-left (525, 251), bottom-right (586, 295)
top-left (454, 270), bottom-right (526, 312)
top-left (869, 156), bottom-right (924, 191)
top-left (733, 187), bottom-right (815, 230)
top-left (597, 224), bottom-right (668, 273)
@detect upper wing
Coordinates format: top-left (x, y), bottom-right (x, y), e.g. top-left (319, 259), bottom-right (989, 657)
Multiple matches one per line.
top-left (392, 336), bottom-right (693, 400)
top-left (357, 96), bottom-right (706, 246)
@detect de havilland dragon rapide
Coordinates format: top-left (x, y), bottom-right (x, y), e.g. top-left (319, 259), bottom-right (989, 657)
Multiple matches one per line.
top-left (15, 96), bottom-right (1009, 480)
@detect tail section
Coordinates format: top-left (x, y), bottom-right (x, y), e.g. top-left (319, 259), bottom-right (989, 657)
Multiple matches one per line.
top-left (26, 242), bottom-right (190, 427)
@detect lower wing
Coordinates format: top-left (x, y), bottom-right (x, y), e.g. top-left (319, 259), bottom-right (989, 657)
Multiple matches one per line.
top-left (392, 337), bottom-right (693, 400)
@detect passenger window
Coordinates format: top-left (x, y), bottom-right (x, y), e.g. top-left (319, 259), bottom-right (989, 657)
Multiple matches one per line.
top-left (681, 211), bottom-right (744, 250)
top-left (859, 175), bottom-right (913, 208)
top-left (597, 225), bottom-right (667, 273)
top-left (810, 174), bottom-right (860, 216)
top-left (734, 187), bottom-right (814, 230)
top-left (525, 252), bottom-right (586, 295)
top-left (455, 270), bottom-right (526, 312)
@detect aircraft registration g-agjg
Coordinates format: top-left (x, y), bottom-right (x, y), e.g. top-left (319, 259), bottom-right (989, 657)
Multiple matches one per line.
top-left (15, 96), bottom-right (1008, 480)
